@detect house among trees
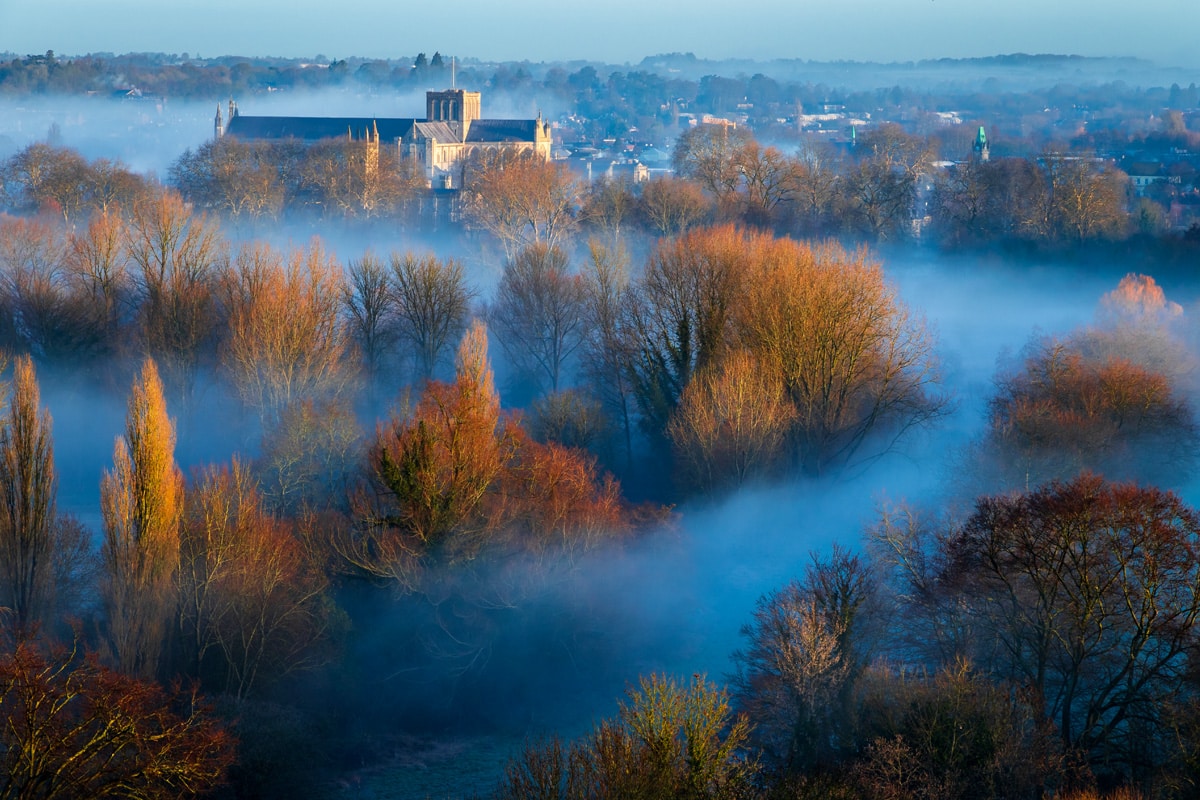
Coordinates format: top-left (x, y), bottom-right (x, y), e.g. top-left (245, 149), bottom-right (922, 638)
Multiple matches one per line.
top-left (214, 88), bottom-right (552, 187)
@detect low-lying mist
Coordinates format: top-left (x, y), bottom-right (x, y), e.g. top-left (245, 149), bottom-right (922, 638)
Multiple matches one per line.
top-left (39, 243), bottom-right (1175, 795)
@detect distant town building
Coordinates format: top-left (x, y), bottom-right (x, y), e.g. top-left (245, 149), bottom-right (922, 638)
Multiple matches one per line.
top-left (973, 125), bottom-right (990, 162)
top-left (214, 88), bottom-right (552, 188)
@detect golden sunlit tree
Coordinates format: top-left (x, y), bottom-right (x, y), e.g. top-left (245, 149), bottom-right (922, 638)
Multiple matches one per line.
top-left (668, 350), bottom-right (795, 491)
top-left (734, 238), bottom-right (945, 476)
top-left (101, 358), bottom-right (184, 678)
top-left (222, 240), bottom-right (354, 424)
top-left (497, 674), bottom-right (757, 800)
top-left (0, 355), bottom-right (55, 633)
top-left (463, 150), bottom-right (581, 260)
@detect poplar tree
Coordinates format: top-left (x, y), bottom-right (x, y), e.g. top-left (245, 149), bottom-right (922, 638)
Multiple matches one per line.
top-left (101, 358), bottom-right (183, 677)
top-left (0, 355), bottom-right (56, 633)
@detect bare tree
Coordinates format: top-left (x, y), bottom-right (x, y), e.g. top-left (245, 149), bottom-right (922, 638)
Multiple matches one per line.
top-left (222, 240), bottom-right (353, 424)
top-left (125, 190), bottom-right (226, 404)
top-left (638, 175), bottom-right (711, 238)
top-left (489, 243), bottom-right (588, 395)
top-left (88, 157), bottom-right (150, 216)
top-left (844, 124), bottom-right (934, 240)
top-left (179, 459), bottom-right (333, 699)
top-left (944, 476), bottom-right (1200, 780)
top-left (170, 137), bottom-right (284, 221)
top-left (734, 239), bottom-right (945, 476)
top-left (734, 141), bottom-right (796, 227)
top-left (65, 209), bottom-right (130, 361)
top-left (668, 350), bottom-right (794, 492)
top-left (671, 124), bottom-right (752, 204)
top-left (389, 252), bottom-right (473, 383)
top-left (294, 138), bottom-right (424, 219)
top-left (625, 225), bottom-right (747, 441)
top-left (0, 216), bottom-right (82, 360)
top-left (257, 397), bottom-right (363, 513)
top-left (343, 251), bottom-right (396, 396)
top-left (463, 150), bottom-right (581, 259)
top-left (733, 547), bottom-right (875, 774)
top-left (0, 637), bottom-right (234, 800)
top-left (2, 142), bottom-right (92, 222)
top-left (789, 143), bottom-right (842, 235)
top-left (581, 175), bottom-right (637, 247)
top-left (1046, 156), bottom-right (1128, 242)
top-left (579, 241), bottom-right (637, 470)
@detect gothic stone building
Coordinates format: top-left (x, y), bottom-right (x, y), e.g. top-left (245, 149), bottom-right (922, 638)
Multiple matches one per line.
top-left (215, 88), bottom-right (552, 188)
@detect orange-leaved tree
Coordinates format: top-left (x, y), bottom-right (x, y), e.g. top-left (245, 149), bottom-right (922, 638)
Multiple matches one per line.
top-left (101, 358), bottom-right (184, 678)
top-left (341, 319), bottom-right (638, 586)
top-left (983, 336), bottom-right (1198, 489)
top-left (343, 320), bottom-right (510, 585)
top-left (178, 459), bottom-right (333, 699)
top-left (0, 635), bottom-right (234, 799)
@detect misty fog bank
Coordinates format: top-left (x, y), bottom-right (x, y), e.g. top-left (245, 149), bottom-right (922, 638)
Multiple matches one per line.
top-left (312, 250), bottom-right (1182, 796)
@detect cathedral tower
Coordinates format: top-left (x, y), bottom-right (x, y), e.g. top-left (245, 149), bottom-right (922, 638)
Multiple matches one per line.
top-left (426, 89), bottom-right (481, 141)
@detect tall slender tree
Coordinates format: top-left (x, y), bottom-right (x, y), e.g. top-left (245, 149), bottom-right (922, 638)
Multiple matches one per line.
top-left (0, 355), bottom-right (56, 633)
top-left (101, 358), bottom-right (184, 677)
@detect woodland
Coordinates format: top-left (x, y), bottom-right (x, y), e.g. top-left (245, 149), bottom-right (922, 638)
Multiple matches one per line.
top-left (0, 51), bottom-right (1199, 800)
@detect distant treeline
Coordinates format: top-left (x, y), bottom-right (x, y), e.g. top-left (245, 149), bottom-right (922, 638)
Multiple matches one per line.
top-left (3, 132), bottom-right (1199, 262)
top-left (2, 50), bottom-right (1198, 151)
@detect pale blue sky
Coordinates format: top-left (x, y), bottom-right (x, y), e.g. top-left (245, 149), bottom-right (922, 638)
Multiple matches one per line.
top-left (2, 0), bottom-right (1197, 67)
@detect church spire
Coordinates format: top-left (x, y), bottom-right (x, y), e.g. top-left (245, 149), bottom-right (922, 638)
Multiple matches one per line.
top-left (214, 102), bottom-right (224, 138)
top-left (973, 125), bottom-right (990, 162)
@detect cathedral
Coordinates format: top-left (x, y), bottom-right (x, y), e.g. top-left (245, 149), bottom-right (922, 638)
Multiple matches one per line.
top-left (214, 88), bottom-right (552, 188)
